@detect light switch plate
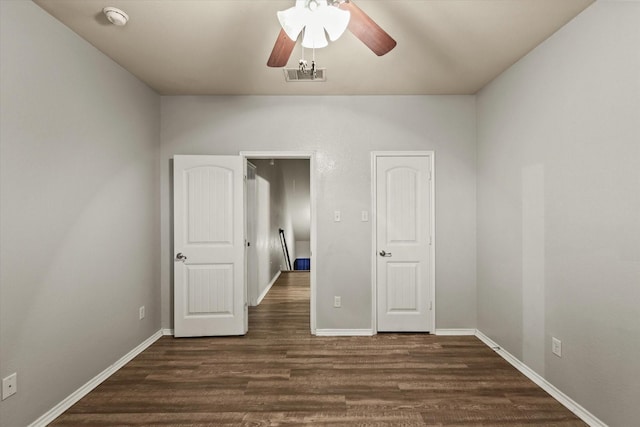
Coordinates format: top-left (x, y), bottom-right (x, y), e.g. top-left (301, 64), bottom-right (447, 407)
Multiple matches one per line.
top-left (334, 211), bottom-right (341, 222)
top-left (552, 337), bottom-right (562, 357)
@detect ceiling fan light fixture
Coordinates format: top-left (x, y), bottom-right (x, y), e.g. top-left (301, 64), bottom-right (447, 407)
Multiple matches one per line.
top-left (277, 0), bottom-right (350, 48)
top-left (277, 6), bottom-right (306, 41)
top-left (302, 21), bottom-right (329, 48)
top-left (103, 7), bottom-right (129, 26)
top-left (314, 3), bottom-right (350, 41)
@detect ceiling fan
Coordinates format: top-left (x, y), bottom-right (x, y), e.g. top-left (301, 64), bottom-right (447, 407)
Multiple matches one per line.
top-left (267, 0), bottom-right (397, 67)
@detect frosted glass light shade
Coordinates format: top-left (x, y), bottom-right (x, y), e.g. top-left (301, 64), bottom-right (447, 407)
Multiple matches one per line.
top-left (277, 0), bottom-right (350, 49)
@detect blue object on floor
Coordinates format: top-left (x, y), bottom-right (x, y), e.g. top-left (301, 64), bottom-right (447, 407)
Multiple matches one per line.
top-left (294, 258), bottom-right (310, 270)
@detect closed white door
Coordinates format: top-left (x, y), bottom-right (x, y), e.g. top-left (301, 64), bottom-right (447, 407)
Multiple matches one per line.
top-left (375, 154), bottom-right (433, 332)
top-left (173, 155), bottom-right (246, 337)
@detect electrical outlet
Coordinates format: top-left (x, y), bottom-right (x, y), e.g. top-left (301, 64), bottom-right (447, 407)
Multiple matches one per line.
top-left (2, 373), bottom-right (17, 400)
top-left (361, 211), bottom-right (369, 222)
top-left (334, 211), bottom-right (341, 222)
top-left (334, 296), bottom-right (341, 308)
top-left (552, 337), bottom-right (562, 357)
top-left (139, 306), bottom-right (145, 320)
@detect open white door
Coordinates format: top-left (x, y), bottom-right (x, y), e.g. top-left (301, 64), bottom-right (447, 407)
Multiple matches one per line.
top-left (173, 155), bottom-right (246, 337)
top-left (375, 154), bottom-right (433, 332)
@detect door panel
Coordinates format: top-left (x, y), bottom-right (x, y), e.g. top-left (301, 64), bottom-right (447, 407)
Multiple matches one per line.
top-left (186, 166), bottom-right (233, 244)
top-left (174, 155), bottom-right (246, 337)
top-left (386, 262), bottom-right (419, 311)
top-left (376, 155), bottom-right (432, 332)
top-left (185, 264), bottom-right (233, 315)
top-left (387, 168), bottom-right (418, 243)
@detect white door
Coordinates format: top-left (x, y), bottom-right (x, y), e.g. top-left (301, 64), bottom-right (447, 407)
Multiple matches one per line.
top-left (246, 162), bottom-right (259, 306)
top-left (173, 155), bottom-right (246, 337)
top-left (375, 154), bottom-right (433, 332)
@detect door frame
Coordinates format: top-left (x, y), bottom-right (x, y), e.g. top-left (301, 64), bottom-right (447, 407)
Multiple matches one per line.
top-left (240, 151), bottom-right (317, 334)
top-left (371, 151), bottom-right (436, 333)
top-left (246, 161), bottom-right (258, 306)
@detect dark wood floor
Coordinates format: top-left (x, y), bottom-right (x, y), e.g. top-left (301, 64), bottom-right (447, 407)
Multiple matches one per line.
top-left (52, 272), bottom-right (585, 426)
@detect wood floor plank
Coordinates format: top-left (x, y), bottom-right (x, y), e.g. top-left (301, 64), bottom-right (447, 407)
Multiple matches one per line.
top-left (51, 272), bottom-right (585, 426)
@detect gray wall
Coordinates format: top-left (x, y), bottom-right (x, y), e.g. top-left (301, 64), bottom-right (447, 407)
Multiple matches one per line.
top-left (281, 159), bottom-right (311, 260)
top-left (476, 1), bottom-right (640, 425)
top-left (160, 96), bottom-right (477, 331)
top-left (0, 2), bottom-right (161, 426)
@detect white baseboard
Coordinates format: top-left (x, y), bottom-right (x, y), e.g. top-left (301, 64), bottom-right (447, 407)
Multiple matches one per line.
top-left (475, 330), bottom-right (607, 427)
top-left (435, 328), bottom-right (476, 336)
top-left (257, 270), bottom-right (281, 305)
top-left (162, 328), bottom-right (174, 336)
top-left (314, 329), bottom-right (375, 336)
top-left (28, 330), bottom-right (163, 427)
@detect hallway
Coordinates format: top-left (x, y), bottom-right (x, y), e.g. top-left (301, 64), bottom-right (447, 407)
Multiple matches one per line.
top-left (248, 272), bottom-right (311, 339)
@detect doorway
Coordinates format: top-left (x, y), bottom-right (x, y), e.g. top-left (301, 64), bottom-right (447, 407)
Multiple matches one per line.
top-left (241, 151), bottom-right (317, 334)
top-left (245, 158), bottom-right (311, 301)
top-left (172, 153), bottom-right (316, 338)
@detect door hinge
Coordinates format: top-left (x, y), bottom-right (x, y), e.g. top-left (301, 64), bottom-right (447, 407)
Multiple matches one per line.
top-left (429, 235), bottom-right (433, 245)
top-left (428, 170), bottom-right (432, 181)
top-left (429, 301), bottom-right (433, 310)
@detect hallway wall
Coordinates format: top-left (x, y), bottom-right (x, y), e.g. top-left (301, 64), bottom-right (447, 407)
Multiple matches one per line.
top-left (281, 159), bottom-right (311, 261)
top-left (252, 159), bottom-right (292, 299)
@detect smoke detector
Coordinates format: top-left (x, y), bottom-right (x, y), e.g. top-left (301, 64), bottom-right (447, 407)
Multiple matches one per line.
top-left (103, 7), bottom-right (129, 26)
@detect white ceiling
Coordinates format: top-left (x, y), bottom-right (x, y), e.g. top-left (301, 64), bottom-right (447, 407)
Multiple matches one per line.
top-left (33, 0), bottom-right (594, 95)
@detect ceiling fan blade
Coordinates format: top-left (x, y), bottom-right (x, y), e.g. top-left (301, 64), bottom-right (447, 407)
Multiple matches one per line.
top-left (267, 29), bottom-right (296, 67)
top-left (339, 1), bottom-right (396, 56)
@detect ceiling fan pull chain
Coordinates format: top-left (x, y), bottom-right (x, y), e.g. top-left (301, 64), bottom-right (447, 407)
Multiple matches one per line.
top-left (311, 47), bottom-right (317, 79)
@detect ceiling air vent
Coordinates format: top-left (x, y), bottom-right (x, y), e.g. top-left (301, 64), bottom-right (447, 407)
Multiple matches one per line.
top-left (284, 68), bottom-right (326, 82)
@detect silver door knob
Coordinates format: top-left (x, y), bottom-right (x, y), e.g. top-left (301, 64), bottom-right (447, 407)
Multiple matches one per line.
top-left (379, 250), bottom-right (392, 257)
top-left (176, 252), bottom-right (187, 262)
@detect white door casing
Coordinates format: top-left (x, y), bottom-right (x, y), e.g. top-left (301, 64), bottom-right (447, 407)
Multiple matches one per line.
top-left (173, 155), bottom-right (246, 337)
top-left (246, 162), bottom-right (258, 306)
top-left (374, 153), bottom-right (434, 332)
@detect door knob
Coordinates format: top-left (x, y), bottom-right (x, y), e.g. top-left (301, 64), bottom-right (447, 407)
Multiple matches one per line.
top-left (176, 252), bottom-right (187, 262)
top-left (379, 250), bottom-right (392, 257)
